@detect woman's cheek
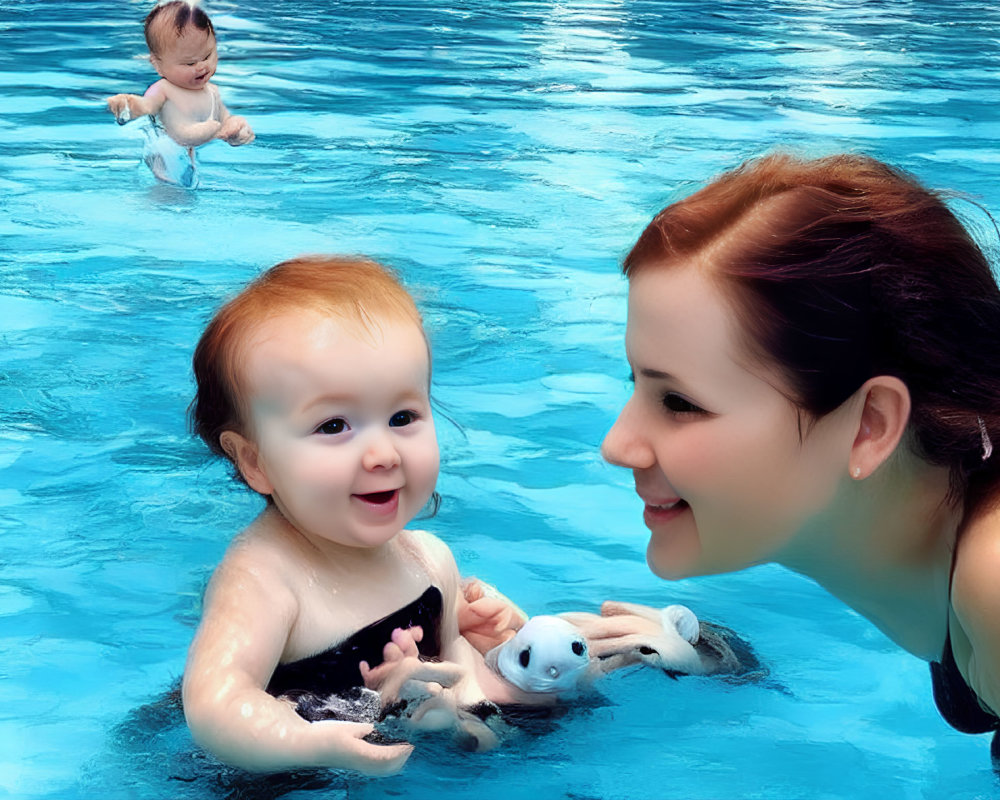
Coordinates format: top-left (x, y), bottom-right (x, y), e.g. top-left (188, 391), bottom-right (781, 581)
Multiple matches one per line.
top-left (665, 429), bottom-right (728, 484)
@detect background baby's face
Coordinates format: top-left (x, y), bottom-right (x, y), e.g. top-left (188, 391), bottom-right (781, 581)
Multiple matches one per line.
top-left (151, 25), bottom-right (218, 90)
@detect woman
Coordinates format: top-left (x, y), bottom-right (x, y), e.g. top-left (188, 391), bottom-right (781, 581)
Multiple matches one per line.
top-left (594, 152), bottom-right (1000, 757)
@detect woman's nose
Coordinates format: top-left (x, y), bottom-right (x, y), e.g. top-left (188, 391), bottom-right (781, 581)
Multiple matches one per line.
top-left (362, 430), bottom-right (402, 471)
top-left (601, 399), bottom-right (655, 470)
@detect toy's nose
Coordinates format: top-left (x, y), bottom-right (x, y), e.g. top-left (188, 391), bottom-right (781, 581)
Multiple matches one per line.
top-left (548, 666), bottom-right (559, 678)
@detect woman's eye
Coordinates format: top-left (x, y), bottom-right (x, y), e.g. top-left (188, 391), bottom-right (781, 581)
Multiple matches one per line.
top-left (389, 410), bottom-right (418, 427)
top-left (662, 393), bottom-right (704, 415)
top-left (316, 418), bottom-right (348, 435)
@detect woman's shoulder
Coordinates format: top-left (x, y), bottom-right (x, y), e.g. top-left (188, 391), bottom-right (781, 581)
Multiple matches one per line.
top-left (954, 503), bottom-right (1000, 593)
top-left (950, 503), bottom-right (1000, 714)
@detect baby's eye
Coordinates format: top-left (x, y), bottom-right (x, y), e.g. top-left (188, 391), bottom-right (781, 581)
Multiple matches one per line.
top-left (662, 393), bottom-right (705, 415)
top-left (315, 418), bottom-right (349, 435)
top-left (389, 410), bottom-right (419, 427)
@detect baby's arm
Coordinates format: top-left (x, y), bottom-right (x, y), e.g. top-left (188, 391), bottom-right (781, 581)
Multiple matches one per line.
top-left (458, 577), bottom-right (528, 654)
top-left (213, 87), bottom-right (255, 146)
top-left (411, 532), bottom-right (544, 707)
top-left (106, 80), bottom-right (167, 124)
top-left (182, 548), bottom-right (411, 775)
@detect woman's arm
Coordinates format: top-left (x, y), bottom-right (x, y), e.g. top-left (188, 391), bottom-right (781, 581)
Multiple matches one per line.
top-left (182, 549), bottom-right (411, 775)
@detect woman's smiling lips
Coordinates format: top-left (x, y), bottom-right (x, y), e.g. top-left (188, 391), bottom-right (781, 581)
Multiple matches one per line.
top-left (640, 495), bottom-right (689, 526)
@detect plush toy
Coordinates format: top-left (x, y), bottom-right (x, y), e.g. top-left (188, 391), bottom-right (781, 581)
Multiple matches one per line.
top-left (485, 615), bottom-right (593, 693)
top-left (485, 603), bottom-right (716, 695)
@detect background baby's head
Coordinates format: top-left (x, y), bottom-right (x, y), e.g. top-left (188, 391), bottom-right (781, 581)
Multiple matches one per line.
top-left (144, 1), bottom-right (215, 59)
top-left (144, 2), bottom-right (218, 89)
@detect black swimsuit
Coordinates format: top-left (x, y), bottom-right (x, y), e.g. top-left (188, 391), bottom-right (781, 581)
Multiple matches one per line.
top-left (930, 632), bottom-right (999, 735)
top-left (266, 585), bottom-right (443, 722)
top-left (929, 562), bottom-right (1000, 762)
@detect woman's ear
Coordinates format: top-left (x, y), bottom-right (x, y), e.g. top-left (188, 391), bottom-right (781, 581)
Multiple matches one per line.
top-left (219, 430), bottom-right (273, 496)
top-left (849, 376), bottom-right (911, 480)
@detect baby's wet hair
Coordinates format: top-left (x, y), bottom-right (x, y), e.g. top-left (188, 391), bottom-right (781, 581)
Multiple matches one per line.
top-left (144, 1), bottom-right (215, 56)
top-left (189, 255), bottom-right (428, 471)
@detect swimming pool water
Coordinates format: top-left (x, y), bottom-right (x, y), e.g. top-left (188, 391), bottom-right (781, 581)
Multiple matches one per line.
top-left (3, 0), bottom-right (1000, 797)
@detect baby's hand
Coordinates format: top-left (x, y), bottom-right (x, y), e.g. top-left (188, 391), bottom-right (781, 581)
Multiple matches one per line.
top-left (310, 719), bottom-right (413, 775)
top-left (218, 115), bottom-right (255, 146)
top-left (360, 626), bottom-right (464, 704)
top-left (458, 578), bottom-right (525, 654)
top-left (106, 94), bottom-right (136, 124)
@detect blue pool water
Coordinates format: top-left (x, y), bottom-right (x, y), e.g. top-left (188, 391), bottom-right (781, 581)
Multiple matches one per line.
top-left (3, 0), bottom-right (1000, 797)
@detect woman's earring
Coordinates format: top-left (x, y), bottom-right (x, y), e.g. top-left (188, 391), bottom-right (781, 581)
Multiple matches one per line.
top-left (978, 416), bottom-right (993, 461)
top-left (852, 466), bottom-right (862, 479)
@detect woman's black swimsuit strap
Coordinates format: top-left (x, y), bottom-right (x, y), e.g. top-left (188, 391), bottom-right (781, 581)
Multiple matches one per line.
top-left (265, 585), bottom-right (443, 700)
top-left (930, 631), bottom-right (999, 734)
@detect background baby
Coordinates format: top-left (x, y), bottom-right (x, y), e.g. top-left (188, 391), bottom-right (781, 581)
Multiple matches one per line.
top-left (106, 1), bottom-right (253, 160)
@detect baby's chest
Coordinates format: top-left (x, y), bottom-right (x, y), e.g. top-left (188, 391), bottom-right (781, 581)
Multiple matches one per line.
top-left (160, 87), bottom-right (217, 123)
top-left (284, 577), bottom-right (438, 663)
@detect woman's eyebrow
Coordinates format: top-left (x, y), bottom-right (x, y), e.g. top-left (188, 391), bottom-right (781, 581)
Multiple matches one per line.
top-left (638, 367), bottom-right (675, 381)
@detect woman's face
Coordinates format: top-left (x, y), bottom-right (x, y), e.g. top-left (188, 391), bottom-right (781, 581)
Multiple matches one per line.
top-left (601, 265), bottom-right (854, 579)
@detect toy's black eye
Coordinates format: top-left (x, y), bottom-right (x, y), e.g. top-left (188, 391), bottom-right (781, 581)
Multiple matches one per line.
top-left (572, 640), bottom-right (585, 656)
top-left (639, 646), bottom-right (658, 656)
top-left (519, 647), bottom-right (531, 668)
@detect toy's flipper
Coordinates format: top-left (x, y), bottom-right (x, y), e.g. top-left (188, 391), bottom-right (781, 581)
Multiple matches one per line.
top-left (662, 604), bottom-right (700, 644)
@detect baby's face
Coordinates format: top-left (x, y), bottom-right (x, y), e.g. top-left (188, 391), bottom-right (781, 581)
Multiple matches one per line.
top-left (151, 25), bottom-right (218, 91)
top-left (238, 310), bottom-right (440, 551)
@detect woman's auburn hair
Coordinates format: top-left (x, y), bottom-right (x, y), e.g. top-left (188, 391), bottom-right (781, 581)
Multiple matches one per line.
top-left (189, 255), bottom-right (425, 461)
top-left (625, 152), bottom-right (1000, 509)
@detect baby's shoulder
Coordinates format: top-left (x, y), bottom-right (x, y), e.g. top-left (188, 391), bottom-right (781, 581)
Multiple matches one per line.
top-left (404, 528), bottom-right (454, 562)
top-left (218, 524), bottom-right (302, 585)
top-left (145, 78), bottom-right (171, 98)
top-left (402, 529), bottom-right (459, 581)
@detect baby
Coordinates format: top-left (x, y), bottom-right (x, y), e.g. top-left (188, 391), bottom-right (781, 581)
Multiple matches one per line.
top-left (106, 1), bottom-right (253, 181)
top-left (181, 256), bottom-right (546, 776)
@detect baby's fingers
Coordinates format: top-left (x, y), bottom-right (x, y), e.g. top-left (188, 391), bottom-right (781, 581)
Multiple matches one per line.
top-left (316, 720), bottom-right (413, 775)
top-left (106, 95), bottom-right (131, 124)
top-left (391, 625), bottom-right (423, 656)
top-left (399, 659), bottom-right (465, 688)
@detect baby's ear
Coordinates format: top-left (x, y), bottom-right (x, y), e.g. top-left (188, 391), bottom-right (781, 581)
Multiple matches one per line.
top-left (219, 431), bottom-right (273, 495)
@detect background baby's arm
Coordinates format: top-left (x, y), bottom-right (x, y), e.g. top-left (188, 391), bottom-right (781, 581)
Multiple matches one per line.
top-left (182, 549), bottom-right (411, 775)
top-left (106, 80), bottom-right (167, 124)
top-left (212, 86), bottom-right (255, 146)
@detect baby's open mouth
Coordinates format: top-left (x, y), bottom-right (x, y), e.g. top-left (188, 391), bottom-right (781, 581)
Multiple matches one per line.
top-left (356, 490), bottom-right (397, 505)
